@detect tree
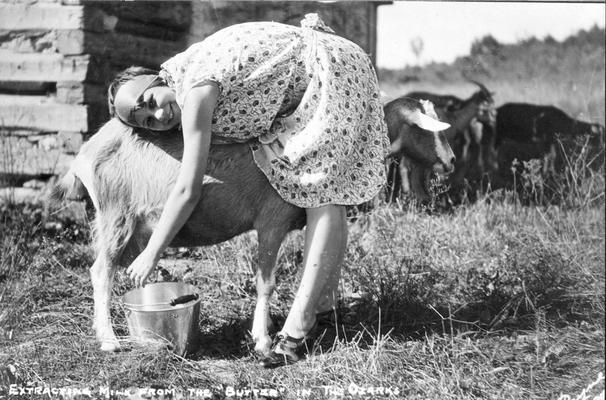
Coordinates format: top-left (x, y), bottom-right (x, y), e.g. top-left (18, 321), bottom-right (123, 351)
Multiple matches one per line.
top-left (470, 35), bottom-right (502, 57)
top-left (410, 36), bottom-right (424, 65)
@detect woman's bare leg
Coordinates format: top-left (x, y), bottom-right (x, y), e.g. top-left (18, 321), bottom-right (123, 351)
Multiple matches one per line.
top-left (279, 204), bottom-right (347, 339)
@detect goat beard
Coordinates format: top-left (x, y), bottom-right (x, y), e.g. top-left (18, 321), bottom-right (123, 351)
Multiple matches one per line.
top-left (424, 170), bottom-right (449, 199)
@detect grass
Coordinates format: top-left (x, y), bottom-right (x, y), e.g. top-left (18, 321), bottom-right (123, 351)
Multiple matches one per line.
top-left (0, 179), bottom-right (604, 399)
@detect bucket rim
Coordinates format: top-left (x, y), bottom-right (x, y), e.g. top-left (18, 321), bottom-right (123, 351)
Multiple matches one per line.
top-left (121, 282), bottom-right (201, 312)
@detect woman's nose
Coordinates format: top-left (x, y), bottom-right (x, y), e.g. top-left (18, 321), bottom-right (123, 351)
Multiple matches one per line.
top-left (154, 107), bottom-right (166, 122)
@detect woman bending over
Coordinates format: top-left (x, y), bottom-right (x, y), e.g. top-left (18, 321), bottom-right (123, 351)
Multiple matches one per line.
top-left (108, 14), bottom-right (389, 367)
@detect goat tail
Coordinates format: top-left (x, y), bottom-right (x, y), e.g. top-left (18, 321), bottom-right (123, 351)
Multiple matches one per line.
top-left (48, 174), bottom-right (71, 203)
top-left (48, 169), bottom-right (86, 203)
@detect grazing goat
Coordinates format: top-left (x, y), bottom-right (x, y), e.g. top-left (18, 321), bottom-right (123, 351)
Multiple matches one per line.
top-left (390, 83), bottom-right (493, 201)
top-left (495, 102), bottom-right (605, 176)
top-left (495, 102), bottom-right (604, 145)
top-left (51, 118), bottom-right (306, 356)
top-left (406, 81), bottom-right (497, 188)
top-left (384, 97), bottom-right (455, 202)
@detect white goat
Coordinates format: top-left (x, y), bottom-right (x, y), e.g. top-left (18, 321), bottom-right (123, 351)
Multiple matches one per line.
top-left (51, 119), bottom-right (305, 356)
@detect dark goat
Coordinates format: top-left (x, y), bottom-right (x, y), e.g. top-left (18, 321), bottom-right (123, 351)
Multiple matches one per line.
top-left (51, 118), bottom-right (305, 356)
top-left (496, 102), bottom-right (604, 145)
top-left (496, 102), bottom-right (605, 174)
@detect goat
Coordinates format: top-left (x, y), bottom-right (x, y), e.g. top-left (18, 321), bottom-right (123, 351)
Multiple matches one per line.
top-left (383, 97), bottom-right (455, 202)
top-left (51, 118), bottom-right (306, 356)
top-left (495, 102), bottom-right (604, 146)
top-left (495, 102), bottom-right (605, 177)
top-left (403, 81), bottom-right (496, 198)
top-left (407, 81), bottom-right (497, 184)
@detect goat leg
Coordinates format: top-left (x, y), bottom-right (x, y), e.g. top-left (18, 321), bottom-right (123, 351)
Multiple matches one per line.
top-left (90, 254), bottom-right (119, 352)
top-left (400, 157), bottom-right (411, 195)
top-left (251, 228), bottom-right (288, 356)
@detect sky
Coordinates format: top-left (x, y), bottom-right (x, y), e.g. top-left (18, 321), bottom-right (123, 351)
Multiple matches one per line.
top-left (376, 2), bottom-right (606, 69)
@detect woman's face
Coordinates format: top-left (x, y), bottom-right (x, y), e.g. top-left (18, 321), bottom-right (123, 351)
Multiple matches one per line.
top-left (114, 76), bottom-right (182, 131)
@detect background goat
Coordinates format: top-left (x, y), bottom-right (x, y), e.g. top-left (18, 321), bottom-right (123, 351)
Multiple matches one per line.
top-left (495, 102), bottom-right (605, 180)
top-left (405, 81), bottom-right (497, 196)
top-left (383, 97), bottom-right (455, 202)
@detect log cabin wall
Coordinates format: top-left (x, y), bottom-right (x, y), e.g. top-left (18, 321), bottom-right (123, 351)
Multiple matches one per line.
top-left (189, 2), bottom-right (379, 64)
top-left (0, 0), bottom-right (381, 203)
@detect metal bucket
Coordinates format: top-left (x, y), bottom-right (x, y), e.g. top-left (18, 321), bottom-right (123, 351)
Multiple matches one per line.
top-left (122, 282), bottom-right (201, 356)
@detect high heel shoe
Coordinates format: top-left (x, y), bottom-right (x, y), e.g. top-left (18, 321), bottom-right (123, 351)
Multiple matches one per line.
top-left (259, 309), bottom-right (344, 368)
top-left (259, 333), bottom-right (306, 368)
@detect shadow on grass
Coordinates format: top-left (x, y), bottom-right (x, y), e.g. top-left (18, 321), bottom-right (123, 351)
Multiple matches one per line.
top-left (188, 318), bottom-right (253, 360)
top-left (173, 243), bottom-right (603, 361)
top-left (304, 287), bottom-right (603, 358)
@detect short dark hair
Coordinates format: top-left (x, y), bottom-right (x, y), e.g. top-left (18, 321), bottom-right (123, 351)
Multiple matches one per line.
top-left (107, 66), bottom-right (160, 117)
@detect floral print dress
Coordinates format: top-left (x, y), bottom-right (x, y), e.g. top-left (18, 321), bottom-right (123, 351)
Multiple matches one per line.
top-left (159, 15), bottom-right (389, 207)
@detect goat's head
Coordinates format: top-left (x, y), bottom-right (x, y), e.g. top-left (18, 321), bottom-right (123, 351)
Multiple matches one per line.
top-left (477, 104), bottom-right (497, 126)
top-left (468, 80), bottom-right (495, 109)
top-left (385, 97), bottom-right (456, 176)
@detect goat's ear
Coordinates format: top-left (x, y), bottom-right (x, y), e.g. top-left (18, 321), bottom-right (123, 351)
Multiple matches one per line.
top-left (412, 110), bottom-right (451, 132)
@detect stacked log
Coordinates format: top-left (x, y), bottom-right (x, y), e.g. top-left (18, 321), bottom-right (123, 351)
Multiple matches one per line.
top-left (0, 0), bottom-right (191, 203)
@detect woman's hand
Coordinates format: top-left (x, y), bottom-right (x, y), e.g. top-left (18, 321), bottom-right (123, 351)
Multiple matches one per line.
top-left (126, 248), bottom-right (160, 288)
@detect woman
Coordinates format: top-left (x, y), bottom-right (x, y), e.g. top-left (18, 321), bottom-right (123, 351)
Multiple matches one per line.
top-left (107, 14), bottom-right (389, 367)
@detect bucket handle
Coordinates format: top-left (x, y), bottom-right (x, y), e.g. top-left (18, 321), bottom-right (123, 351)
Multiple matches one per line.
top-left (123, 293), bottom-right (199, 309)
top-left (170, 293), bottom-right (199, 306)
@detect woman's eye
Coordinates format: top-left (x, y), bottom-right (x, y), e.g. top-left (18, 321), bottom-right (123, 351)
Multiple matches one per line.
top-left (145, 117), bottom-right (154, 128)
top-left (147, 97), bottom-right (157, 108)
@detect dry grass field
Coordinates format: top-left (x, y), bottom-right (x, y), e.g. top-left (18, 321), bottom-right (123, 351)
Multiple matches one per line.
top-left (1, 187), bottom-right (604, 399)
top-left (1, 29), bottom-right (604, 400)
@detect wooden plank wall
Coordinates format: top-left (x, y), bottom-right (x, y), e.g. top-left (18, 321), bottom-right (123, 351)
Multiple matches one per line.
top-left (0, 0), bottom-right (191, 202)
top-left (0, 0), bottom-right (381, 204)
top-left (189, 1), bottom-right (381, 65)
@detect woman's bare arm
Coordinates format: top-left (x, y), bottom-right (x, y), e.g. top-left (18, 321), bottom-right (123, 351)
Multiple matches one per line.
top-left (127, 83), bottom-right (219, 287)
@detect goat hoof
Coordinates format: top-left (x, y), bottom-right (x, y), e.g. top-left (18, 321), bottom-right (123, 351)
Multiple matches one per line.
top-left (253, 335), bottom-right (273, 357)
top-left (100, 340), bottom-right (121, 352)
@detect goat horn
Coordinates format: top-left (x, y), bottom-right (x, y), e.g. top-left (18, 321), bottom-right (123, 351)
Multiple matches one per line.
top-left (468, 79), bottom-right (491, 94)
